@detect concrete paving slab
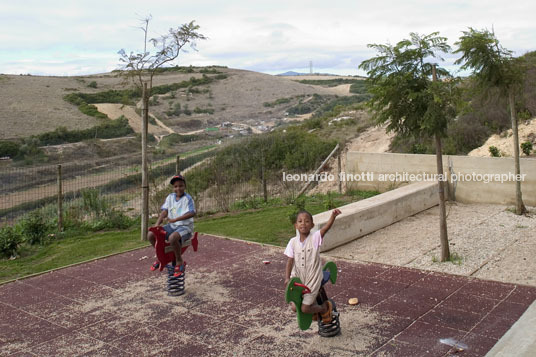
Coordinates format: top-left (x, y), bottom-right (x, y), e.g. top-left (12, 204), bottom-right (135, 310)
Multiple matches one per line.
top-left (1, 234), bottom-right (535, 356)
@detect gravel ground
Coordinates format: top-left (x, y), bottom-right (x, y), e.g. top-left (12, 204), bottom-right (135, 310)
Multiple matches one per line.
top-left (326, 202), bottom-right (536, 286)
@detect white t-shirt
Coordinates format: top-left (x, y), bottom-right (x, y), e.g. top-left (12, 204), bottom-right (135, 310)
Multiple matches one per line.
top-left (161, 193), bottom-right (195, 230)
top-left (284, 230), bottom-right (323, 258)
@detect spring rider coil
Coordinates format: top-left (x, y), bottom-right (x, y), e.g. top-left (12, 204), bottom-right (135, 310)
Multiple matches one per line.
top-left (285, 261), bottom-right (341, 337)
top-left (149, 226), bottom-right (198, 296)
top-left (166, 264), bottom-right (186, 296)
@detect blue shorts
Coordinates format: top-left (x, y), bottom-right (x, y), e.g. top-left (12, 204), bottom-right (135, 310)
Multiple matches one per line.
top-left (163, 224), bottom-right (192, 244)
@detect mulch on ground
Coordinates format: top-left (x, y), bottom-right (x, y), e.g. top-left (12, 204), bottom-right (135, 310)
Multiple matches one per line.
top-left (1, 234), bottom-right (535, 356)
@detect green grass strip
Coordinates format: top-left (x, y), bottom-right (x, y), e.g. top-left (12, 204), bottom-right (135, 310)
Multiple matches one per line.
top-left (195, 203), bottom-right (329, 247)
top-left (0, 228), bottom-right (146, 283)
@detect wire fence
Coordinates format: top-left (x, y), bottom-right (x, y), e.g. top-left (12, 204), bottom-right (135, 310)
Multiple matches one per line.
top-left (0, 136), bottom-right (341, 228)
top-left (182, 135), bottom-right (341, 215)
top-left (0, 150), bottom-right (216, 227)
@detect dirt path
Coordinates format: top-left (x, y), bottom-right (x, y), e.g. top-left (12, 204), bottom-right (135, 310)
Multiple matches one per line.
top-left (94, 103), bottom-right (170, 136)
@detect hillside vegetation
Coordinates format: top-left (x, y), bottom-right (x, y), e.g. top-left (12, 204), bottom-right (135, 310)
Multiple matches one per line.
top-left (390, 51), bottom-right (536, 155)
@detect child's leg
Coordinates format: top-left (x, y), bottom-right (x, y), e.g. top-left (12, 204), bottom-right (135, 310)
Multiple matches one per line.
top-left (147, 231), bottom-right (156, 247)
top-left (301, 300), bottom-right (329, 315)
top-left (168, 232), bottom-right (183, 266)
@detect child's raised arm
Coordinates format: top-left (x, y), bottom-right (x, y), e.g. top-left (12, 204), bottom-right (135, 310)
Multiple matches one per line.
top-left (319, 209), bottom-right (341, 238)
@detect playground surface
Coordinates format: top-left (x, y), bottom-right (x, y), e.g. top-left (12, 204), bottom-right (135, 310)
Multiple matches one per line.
top-left (1, 234), bottom-right (535, 356)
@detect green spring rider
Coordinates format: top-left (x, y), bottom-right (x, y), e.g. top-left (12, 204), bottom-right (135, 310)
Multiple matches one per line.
top-left (285, 261), bottom-right (341, 337)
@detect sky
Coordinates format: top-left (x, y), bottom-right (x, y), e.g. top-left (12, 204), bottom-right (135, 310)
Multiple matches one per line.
top-left (1, 0), bottom-right (535, 77)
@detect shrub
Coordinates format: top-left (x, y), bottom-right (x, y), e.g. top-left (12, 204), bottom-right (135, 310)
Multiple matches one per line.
top-left (0, 226), bottom-right (22, 258)
top-left (323, 192), bottom-right (336, 210)
top-left (167, 102), bottom-right (182, 116)
top-left (35, 117), bottom-right (134, 146)
top-left (199, 68), bottom-right (222, 74)
top-left (159, 133), bottom-right (199, 147)
top-left (489, 146), bottom-right (501, 157)
top-left (263, 97), bottom-right (292, 108)
top-left (521, 141), bottom-right (533, 156)
top-left (14, 137), bottom-right (44, 162)
top-left (302, 117), bottom-right (324, 130)
top-left (81, 188), bottom-right (109, 218)
top-left (78, 102), bottom-right (109, 119)
top-left (87, 81), bottom-right (98, 88)
top-left (349, 81), bottom-right (370, 95)
top-left (193, 107), bottom-right (214, 114)
top-left (88, 210), bottom-right (136, 231)
top-left (182, 105), bottom-right (192, 116)
top-left (18, 212), bottom-right (53, 245)
top-left (0, 140), bottom-right (21, 158)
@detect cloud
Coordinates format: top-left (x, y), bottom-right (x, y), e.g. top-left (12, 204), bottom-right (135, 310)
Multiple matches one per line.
top-left (1, 0), bottom-right (535, 76)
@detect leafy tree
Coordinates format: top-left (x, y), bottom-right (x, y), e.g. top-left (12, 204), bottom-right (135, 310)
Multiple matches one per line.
top-left (117, 15), bottom-right (205, 240)
top-left (359, 32), bottom-right (457, 262)
top-left (454, 28), bottom-right (526, 214)
top-left (455, 28), bottom-right (526, 214)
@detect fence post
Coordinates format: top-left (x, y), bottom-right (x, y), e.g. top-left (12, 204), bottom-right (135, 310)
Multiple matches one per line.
top-left (262, 161), bottom-right (267, 202)
top-left (176, 155), bottom-right (180, 175)
top-left (57, 164), bottom-right (63, 231)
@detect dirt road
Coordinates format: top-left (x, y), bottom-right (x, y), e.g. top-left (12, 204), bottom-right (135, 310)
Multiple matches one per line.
top-left (94, 103), bottom-right (170, 136)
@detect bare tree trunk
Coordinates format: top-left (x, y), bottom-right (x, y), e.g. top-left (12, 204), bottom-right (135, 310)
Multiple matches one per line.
top-left (432, 66), bottom-right (449, 262)
top-left (176, 155), bottom-right (180, 175)
top-left (435, 134), bottom-right (450, 262)
top-left (509, 88), bottom-right (526, 215)
top-left (141, 82), bottom-right (149, 241)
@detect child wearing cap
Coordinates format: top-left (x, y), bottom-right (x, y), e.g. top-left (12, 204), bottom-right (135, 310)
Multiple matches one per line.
top-left (147, 174), bottom-right (196, 277)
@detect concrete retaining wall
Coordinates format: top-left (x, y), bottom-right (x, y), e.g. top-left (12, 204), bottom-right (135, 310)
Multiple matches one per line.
top-left (345, 152), bottom-right (536, 206)
top-left (315, 181), bottom-right (439, 252)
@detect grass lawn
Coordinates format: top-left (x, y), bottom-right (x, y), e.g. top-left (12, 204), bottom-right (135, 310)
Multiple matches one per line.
top-left (195, 203), bottom-right (327, 247)
top-left (0, 190), bottom-right (378, 284)
top-left (195, 190), bottom-right (377, 246)
top-left (0, 228), bottom-right (147, 284)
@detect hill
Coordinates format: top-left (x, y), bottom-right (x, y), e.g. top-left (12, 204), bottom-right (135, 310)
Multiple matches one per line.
top-left (0, 67), bottom-right (350, 140)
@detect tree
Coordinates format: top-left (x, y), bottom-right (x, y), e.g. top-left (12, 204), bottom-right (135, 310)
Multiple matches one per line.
top-left (454, 28), bottom-right (526, 215)
top-left (118, 16), bottom-right (206, 90)
top-left (118, 16), bottom-right (205, 240)
top-left (359, 32), bottom-right (457, 262)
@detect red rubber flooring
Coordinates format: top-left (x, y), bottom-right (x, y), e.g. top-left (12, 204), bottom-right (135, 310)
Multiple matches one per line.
top-left (1, 234), bottom-right (535, 356)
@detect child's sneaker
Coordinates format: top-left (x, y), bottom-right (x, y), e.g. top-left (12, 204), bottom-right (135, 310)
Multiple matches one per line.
top-left (173, 261), bottom-right (186, 277)
top-left (150, 261), bottom-right (160, 271)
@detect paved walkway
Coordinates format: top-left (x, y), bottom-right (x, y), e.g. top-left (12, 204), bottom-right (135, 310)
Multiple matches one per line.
top-left (1, 234), bottom-right (535, 356)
